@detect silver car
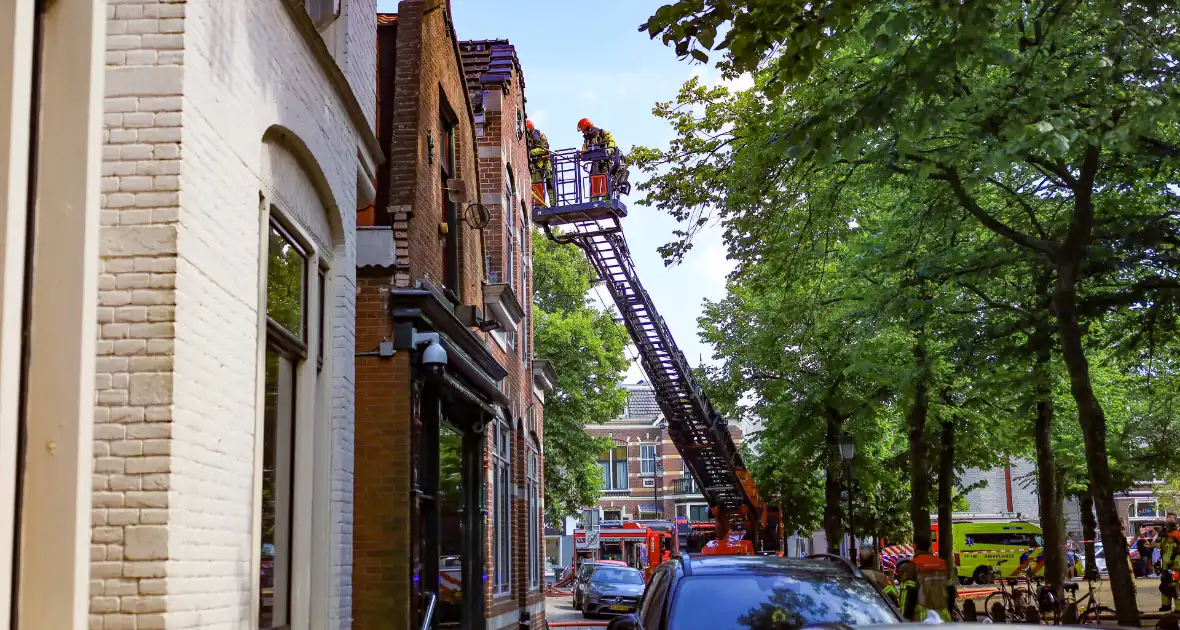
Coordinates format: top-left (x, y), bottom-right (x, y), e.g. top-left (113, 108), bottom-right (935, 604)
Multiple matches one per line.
top-left (581, 566), bottom-right (645, 619)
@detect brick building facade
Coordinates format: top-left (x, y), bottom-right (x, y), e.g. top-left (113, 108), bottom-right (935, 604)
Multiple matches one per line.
top-left (459, 38), bottom-right (548, 630)
top-left (354, 5), bottom-right (547, 630)
top-left (89, 1), bottom-right (379, 629)
top-left (582, 383), bottom-right (744, 524)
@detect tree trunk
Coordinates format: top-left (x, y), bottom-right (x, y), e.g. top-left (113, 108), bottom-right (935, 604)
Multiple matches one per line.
top-left (1081, 490), bottom-right (1098, 578)
top-left (824, 406), bottom-right (843, 555)
top-left (908, 342), bottom-right (932, 550)
top-left (938, 419), bottom-right (955, 572)
top-left (1053, 271), bottom-right (1140, 626)
top-left (1031, 320), bottom-right (1065, 604)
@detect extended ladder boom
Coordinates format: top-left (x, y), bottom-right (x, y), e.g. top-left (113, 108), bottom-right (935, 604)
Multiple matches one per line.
top-left (533, 148), bottom-right (775, 543)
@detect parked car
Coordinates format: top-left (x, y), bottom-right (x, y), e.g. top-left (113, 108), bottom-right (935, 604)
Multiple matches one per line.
top-left (608, 553), bottom-right (901, 630)
top-left (582, 566), bottom-right (646, 618)
top-left (573, 561), bottom-right (627, 610)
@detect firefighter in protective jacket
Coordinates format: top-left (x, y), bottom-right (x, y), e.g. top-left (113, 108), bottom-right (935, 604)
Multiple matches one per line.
top-left (898, 540), bottom-right (954, 622)
top-left (577, 118), bottom-right (626, 200)
top-left (1160, 522), bottom-right (1180, 612)
top-left (525, 120), bottom-right (555, 207)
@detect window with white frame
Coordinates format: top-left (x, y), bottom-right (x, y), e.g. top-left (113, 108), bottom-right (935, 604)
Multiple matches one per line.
top-left (493, 417), bottom-right (512, 595)
top-left (640, 444), bottom-right (657, 475)
top-left (528, 443), bottom-right (541, 591)
top-left (260, 218), bottom-right (306, 630)
top-left (599, 445), bottom-right (629, 490)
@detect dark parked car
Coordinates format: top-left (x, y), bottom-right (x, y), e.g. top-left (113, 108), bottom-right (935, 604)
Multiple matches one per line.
top-left (582, 566), bottom-right (646, 618)
top-left (608, 554), bottom-right (901, 630)
top-left (573, 560), bottom-right (627, 610)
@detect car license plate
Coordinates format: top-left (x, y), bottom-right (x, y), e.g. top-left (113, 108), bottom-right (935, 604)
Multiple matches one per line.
top-left (610, 605), bottom-right (629, 612)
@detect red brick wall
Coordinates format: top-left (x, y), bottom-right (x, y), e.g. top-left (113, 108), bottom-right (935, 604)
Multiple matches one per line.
top-left (469, 53), bottom-right (545, 623)
top-left (586, 423), bottom-right (745, 519)
top-left (359, 7), bottom-right (544, 630)
top-left (385, 0), bottom-right (481, 303)
top-left (353, 276), bottom-right (414, 630)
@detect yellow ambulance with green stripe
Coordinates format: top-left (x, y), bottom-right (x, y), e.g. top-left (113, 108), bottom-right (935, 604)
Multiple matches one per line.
top-left (881, 516), bottom-right (1084, 585)
top-left (937, 519), bottom-right (1084, 585)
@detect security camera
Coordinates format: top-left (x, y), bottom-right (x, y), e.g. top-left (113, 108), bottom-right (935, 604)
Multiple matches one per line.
top-left (422, 339), bottom-right (447, 376)
top-left (412, 331), bottom-right (447, 378)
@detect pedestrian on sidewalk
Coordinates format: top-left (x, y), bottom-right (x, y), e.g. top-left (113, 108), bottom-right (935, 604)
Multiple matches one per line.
top-left (1065, 532), bottom-right (1078, 579)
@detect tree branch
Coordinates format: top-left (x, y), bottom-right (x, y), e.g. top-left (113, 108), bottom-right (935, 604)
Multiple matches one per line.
top-left (935, 168), bottom-right (1059, 256)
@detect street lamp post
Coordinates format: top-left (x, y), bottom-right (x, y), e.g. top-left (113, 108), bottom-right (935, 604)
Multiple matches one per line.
top-left (656, 421), bottom-right (666, 519)
top-left (839, 431), bottom-right (856, 563)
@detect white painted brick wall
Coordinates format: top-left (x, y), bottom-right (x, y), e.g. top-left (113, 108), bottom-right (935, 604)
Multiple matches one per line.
top-left (961, 459), bottom-right (1041, 517)
top-left (340, 0), bottom-right (377, 131)
top-left (94, 1), bottom-right (184, 628)
top-left (95, 0), bottom-right (371, 628)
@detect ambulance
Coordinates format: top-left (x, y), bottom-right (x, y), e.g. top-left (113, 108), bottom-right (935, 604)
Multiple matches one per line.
top-left (881, 513), bottom-right (1084, 585)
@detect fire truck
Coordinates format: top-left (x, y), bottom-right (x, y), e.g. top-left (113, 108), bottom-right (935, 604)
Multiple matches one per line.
top-left (572, 521), bottom-right (675, 581)
top-left (533, 146), bottom-right (783, 559)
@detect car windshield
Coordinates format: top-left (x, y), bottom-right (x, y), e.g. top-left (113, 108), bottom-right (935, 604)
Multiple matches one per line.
top-left (668, 575), bottom-right (897, 630)
top-left (592, 568), bottom-right (644, 584)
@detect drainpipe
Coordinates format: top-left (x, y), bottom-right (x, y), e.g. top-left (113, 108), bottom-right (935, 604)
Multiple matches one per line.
top-left (1004, 458), bottom-right (1014, 513)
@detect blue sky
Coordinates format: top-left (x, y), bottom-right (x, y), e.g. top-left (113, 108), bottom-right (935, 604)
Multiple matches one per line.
top-left (375, 0), bottom-right (741, 382)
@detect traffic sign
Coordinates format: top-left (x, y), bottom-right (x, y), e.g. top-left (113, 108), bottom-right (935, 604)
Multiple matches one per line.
top-left (577, 530), bottom-right (600, 550)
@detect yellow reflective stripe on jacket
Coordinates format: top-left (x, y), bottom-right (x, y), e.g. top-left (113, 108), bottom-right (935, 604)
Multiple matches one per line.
top-left (581, 127), bottom-right (616, 151)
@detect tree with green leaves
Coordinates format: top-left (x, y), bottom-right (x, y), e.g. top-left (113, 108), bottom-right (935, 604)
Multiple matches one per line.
top-left (640, 2), bottom-right (1180, 622)
top-left (532, 230), bottom-right (632, 522)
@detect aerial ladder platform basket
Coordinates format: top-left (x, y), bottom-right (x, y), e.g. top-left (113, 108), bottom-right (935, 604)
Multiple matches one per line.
top-left (531, 145), bottom-right (783, 555)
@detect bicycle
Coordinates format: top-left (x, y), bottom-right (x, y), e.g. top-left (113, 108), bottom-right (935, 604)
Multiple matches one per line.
top-left (1061, 571), bottom-right (1114, 625)
top-left (985, 562), bottom-right (1031, 622)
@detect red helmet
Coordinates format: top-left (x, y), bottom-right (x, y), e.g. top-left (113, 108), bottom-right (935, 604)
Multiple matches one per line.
top-left (577, 118), bottom-right (593, 132)
top-left (526, 119), bottom-right (534, 131)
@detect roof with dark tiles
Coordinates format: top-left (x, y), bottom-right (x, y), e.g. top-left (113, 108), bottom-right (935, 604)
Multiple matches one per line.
top-left (624, 385), bottom-right (661, 420)
top-left (459, 39), bottom-right (524, 95)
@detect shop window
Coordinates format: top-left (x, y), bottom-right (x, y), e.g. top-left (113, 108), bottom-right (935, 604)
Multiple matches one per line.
top-left (528, 444), bottom-right (541, 591)
top-left (493, 419), bottom-right (512, 595)
top-left (599, 445), bottom-right (629, 490)
top-left (689, 505), bottom-right (710, 523)
top-left (640, 445), bottom-right (657, 475)
top-left (259, 219), bottom-right (307, 630)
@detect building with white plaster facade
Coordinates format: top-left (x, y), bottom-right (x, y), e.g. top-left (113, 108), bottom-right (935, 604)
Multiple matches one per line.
top-left (90, 1), bottom-right (379, 629)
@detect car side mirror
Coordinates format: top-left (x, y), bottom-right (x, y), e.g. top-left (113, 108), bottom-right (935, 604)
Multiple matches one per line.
top-left (607, 613), bottom-right (639, 630)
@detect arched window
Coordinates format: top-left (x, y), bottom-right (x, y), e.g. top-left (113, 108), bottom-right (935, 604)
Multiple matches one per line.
top-left (257, 134), bottom-right (338, 630)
